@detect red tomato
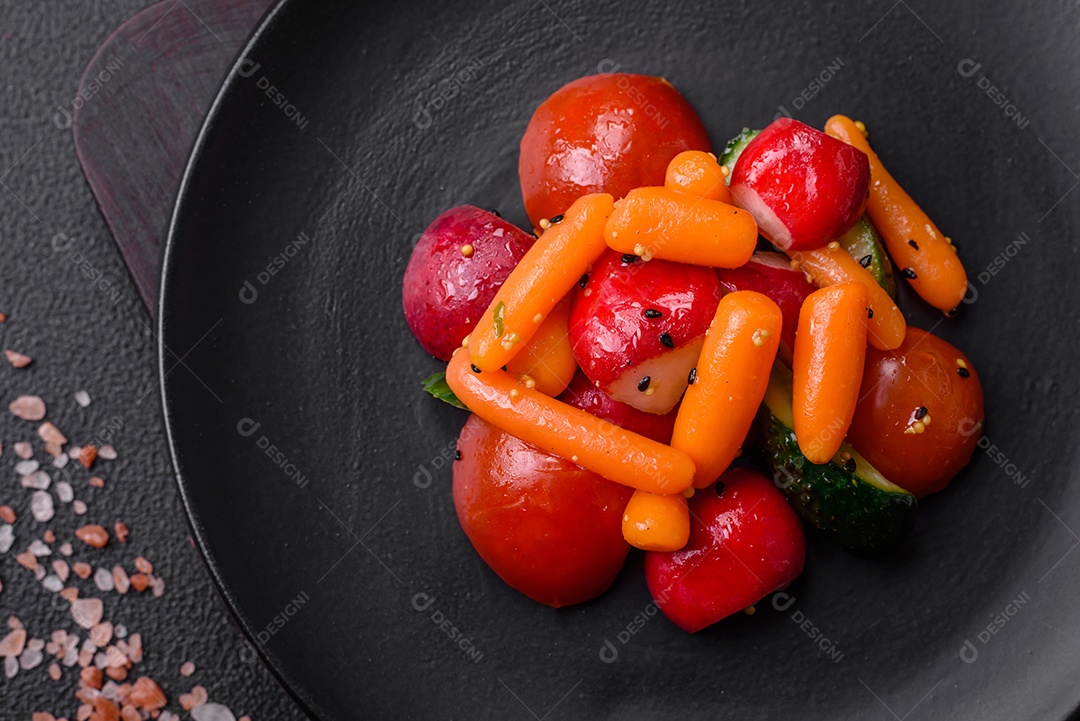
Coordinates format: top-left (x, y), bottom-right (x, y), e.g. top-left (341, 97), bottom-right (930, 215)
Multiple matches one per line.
top-left (452, 415), bottom-right (632, 607)
top-left (518, 74), bottom-right (712, 228)
top-left (846, 327), bottom-right (984, 497)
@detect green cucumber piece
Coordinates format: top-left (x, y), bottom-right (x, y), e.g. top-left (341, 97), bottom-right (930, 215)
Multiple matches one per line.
top-left (837, 216), bottom-right (897, 299)
top-left (758, 363), bottom-right (916, 555)
top-left (719, 128), bottom-right (760, 184)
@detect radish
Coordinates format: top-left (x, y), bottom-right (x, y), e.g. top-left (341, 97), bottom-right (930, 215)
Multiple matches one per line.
top-left (568, 251), bottom-right (721, 414)
top-left (402, 206), bottom-right (533, 360)
top-left (730, 118), bottom-right (870, 252)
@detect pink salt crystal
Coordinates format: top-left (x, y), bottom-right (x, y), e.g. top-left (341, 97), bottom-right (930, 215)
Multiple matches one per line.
top-left (31, 490), bottom-right (54, 521)
top-left (98, 445), bottom-right (117, 461)
top-left (149, 576), bottom-right (165, 598)
top-left (112, 567), bottom-right (130, 595)
top-left (9, 395), bottom-right (46, 421)
top-left (89, 623), bottom-right (112, 648)
top-left (74, 390), bottom-right (91, 407)
top-left (76, 705), bottom-right (92, 721)
top-left (53, 560), bottom-right (70, 581)
top-left (0, 628), bottom-right (27, 656)
top-left (59, 542), bottom-right (73, 557)
top-left (191, 703), bottom-right (237, 721)
top-left (72, 500), bottom-right (87, 515)
top-left (20, 646), bottom-right (43, 669)
top-left (14, 441), bottom-right (33, 459)
top-left (94, 568), bottom-right (114, 592)
top-left (4, 655), bottom-right (17, 678)
top-left (8, 616), bottom-right (23, 629)
top-left (48, 661), bottom-right (62, 680)
top-left (4, 350), bottom-right (32, 368)
top-left (38, 422), bottom-right (67, 445)
top-left (180, 661), bottom-right (195, 677)
top-left (70, 599), bottom-right (103, 630)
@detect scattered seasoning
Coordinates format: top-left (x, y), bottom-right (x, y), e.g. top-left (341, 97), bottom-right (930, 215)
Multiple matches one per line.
top-left (578, 274), bottom-right (588, 288)
top-left (681, 486), bottom-right (695, 498)
top-left (454, 450), bottom-right (462, 461)
top-left (687, 367), bottom-right (697, 385)
top-left (538, 218), bottom-right (551, 230)
top-left (4, 350), bottom-right (31, 368)
top-left (470, 364), bottom-right (481, 374)
top-left (752, 328), bottom-right (770, 348)
top-left (715, 482), bottom-right (726, 497)
top-left (548, 214), bottom-right (564, 224)
top-left (621, 253), bottom-right (639, 263)
top-left (902, 268), bottom-right (918, 279)
top-left (532, 313), bottom-right (543, 324)
top-left (489, 208), bottom-right (501, 217)
top-left (858, 255), bottom-right (872, 268)
top-left (643, 308), bottom-right (662, 319)
top-left (492, 301), bottom-right (506, 338)
top-left (826, 241), bottom-right (841, 252)
top-left (867, 307), bottom-right (874, 319)
top-left (844, 457), bottom-right (857, 473)
top-left (509, 389), bottom-right (520, 400)
top-left (637, 376), bottom-right (651, 392)
top-left (957, 366), bottom-right (971, 378)
top-left (460, 244), bottom-right (474, 258)
top-left (915, 406), bottom-right (928, 420)
top-left (907, 239), bottom-right (919, 250)
top-left (659, 333), bottom-right (674, 349)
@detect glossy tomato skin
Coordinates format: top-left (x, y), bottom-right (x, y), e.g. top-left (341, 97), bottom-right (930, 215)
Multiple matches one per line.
top-left (519, 74), bottom-right (712, 228)
top-left (558, 370), bottom-right (678, 444)
top-left (846, 327), bottom-right (984, 497)
top-left (644, 468), bottom-right (805, 633)
top-left (453, 415), bottom-right (633, 608)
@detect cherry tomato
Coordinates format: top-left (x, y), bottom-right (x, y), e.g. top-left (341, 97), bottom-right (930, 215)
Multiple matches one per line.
top-left (846, 327), bottom-right (984, 497)
top-left (452, 415), bottom-right (633, 607)
top-left (518, 74), bottom-right (712, 228)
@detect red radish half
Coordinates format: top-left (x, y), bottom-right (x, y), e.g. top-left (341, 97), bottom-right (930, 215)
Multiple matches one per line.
top-left (730, 118), bottom-right (870, 252)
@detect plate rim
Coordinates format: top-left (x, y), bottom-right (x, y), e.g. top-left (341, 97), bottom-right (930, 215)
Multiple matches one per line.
top-left (155, 0), bottom-right (324, 718)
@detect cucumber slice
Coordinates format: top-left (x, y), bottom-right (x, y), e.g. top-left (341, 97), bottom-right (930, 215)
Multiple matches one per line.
top-left (719, 128), bottom-right (760, 184)
top-left (837, 216), bottom-right (897, 299)
top-left (758, 363), bottom-right (917, 555)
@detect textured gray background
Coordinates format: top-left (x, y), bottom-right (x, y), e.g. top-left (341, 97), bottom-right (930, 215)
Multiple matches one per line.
top-left (0, 2), bottom-right (303, 718)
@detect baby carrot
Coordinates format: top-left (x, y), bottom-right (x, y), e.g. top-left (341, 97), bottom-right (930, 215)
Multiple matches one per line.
top-left (622, 489), bottom-right (690, 552)
top-left (504, 297), bottom-right (576, 396)
top-left (792, 283), bottom-right (869, 464)
top-left (446, 349), bottom-right (696, 494)
top-left (664, 150), bottom-right (733, 204)
top-left (790, 243), bottom-right (905, 351)
top-left (604, 186), bottom-right (757, 268)
top-left (672, 291), bottom-right (783, 488)
top-left (469, 193), bottom-right (613, 371)
top-left (825, 115), bottom-right (968, 313)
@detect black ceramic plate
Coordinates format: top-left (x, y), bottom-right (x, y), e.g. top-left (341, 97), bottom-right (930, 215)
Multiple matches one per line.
top-left (159, 1), bottom-right (1080, 719)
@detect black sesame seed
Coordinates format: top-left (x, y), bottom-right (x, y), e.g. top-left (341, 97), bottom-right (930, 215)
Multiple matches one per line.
top-left (660, 333), bottom-right (674, 349)
top-left (945, 306), bottom-right (960, 318)
top-left (489, 209), bottom-right (501, 218)
top-left (454, 450), bottom-right (462, 461)
top-left (859, 254), bottom-right (872, 268)
top-left (549, 214), bottom-right (564, 224)
top-left (621, 253), bottom-right (639, 263)
top-left (902, 268), bottom-right (918, 279)
top-left (644, 308), bottom-right (662, 319)
top-left (637, 376), bottom-right (651, 392)
top-left (714, 481), bottom-right (726, 496)
top-left (688, 367), bottom-right (697, 385)
top-left (908, 239), bottom-right (919, 250)
top-left (867, 307), bottom-right (874, 319)
top-left (844, 457), bottom-right (857, 473)
top-left (578, 274), bottom-right (589, 288)
top-left (915, 406), bottom-right (928, 420)
top-left (470, 364), bottom-right (482, 374)
top-left (957, 367), bottom-right (971, 378)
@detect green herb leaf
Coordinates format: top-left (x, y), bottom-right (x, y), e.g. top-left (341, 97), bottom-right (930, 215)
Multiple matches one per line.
top-left (493, 301), bottom-right (505, 338)
top-left (421, 372), bottom-right (467, 410)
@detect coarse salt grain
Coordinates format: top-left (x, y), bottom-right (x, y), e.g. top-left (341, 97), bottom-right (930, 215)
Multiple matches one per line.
top-left (70, 599), bottom-right (103, 630)
top-left (75, 525), bottom-right (108, 549)
top-left (31, 491), bottom-right (55, 522)
top-left (29, 540), bottom-right (51, 556)
top-left (0, 628), bottom-right (26, 656)
top-left (179, 661), bottom-right (195, 677)
top-left (56, 482), bottom-right (73, 503)
top-left (74, 390), bottom-right (91, 408)
top-left (4, 350), bottom-right (32, 368)
top-left (20, 646), bottom-right (43, 669)
top-left (38, 422), bottom-right (67, 445)
top-left (133, 557), bottom-right (152, 574)
top-left (42, 575), bottom-right (63, 593)
top-left (97, 445), bottom-right (117, 461)
top-left (9, 395), bottom-right (46, 421)
top-left (22, 470), bottom-right (51, 490)
top-left (52, 453), bottom-right (68, 469)
top-left (13, 442), bottom-right (33, 459)
top-left (191, 703), bottom-right (237, 721)
top-left (72, 500), bottom-right (87, 515)
top-left (93, 568), bottom-right (114, 592)
top-left (15, 459), bottom-right (40, 475)
top-left (113, 567), bottom-right (129, 595)
top-left (0, 525), bottom-right (13, 554)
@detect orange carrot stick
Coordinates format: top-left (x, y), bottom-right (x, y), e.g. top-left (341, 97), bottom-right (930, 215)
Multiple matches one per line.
top-left (825, 115), bottom-right (968, 313)
top-left (789, 243), bottom-right (905, 351)
top-left (446, 348), bottom-right (696, 494)
top-left (604, 186), bottom-right (757, 268)
top-left (672, 291), bottom-right (783, 488)
top-left (622, 489), bottom-right (690, 551)
top-left (792, 283), bottom-right (869, 464)
top-left (504, 297), bottom-right (576, 396)
top-left (664, 150), bottom-right (733, 204)
top-left (469, 193), bottom-right (613, 371)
